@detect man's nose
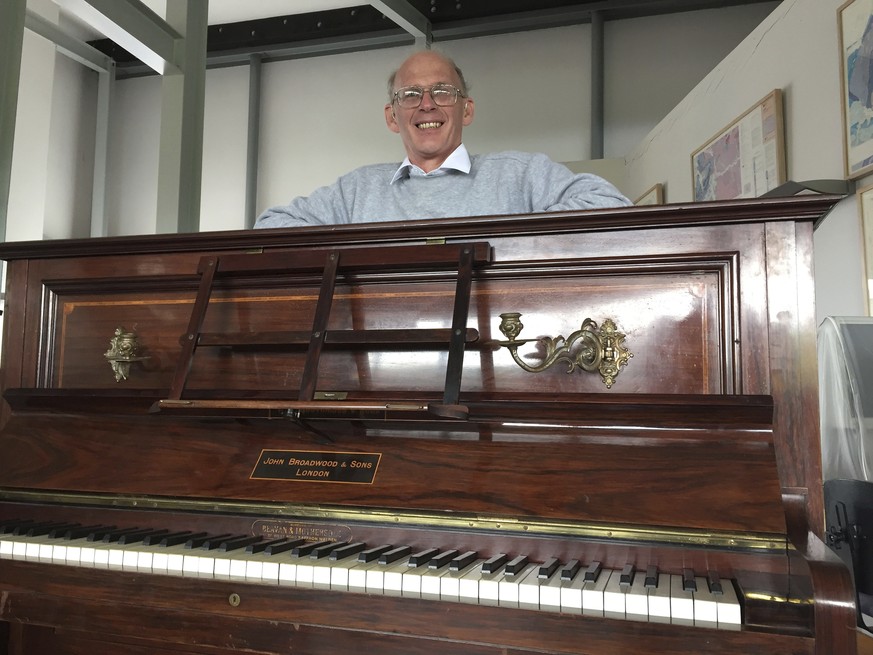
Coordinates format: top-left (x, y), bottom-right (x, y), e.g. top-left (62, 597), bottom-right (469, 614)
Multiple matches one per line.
top-left (418, 90), bottom-right (437, 109)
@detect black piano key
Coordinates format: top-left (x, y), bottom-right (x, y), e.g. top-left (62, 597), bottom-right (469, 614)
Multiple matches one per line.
top-left (619, 563), bottom-right (635, 588)
top-left (100, 527), bottom-right (146, 543)
top-left (48, 523), bottom-right (86, 539)
top-left (428, 549), bottom-right (460, 570)
top-left (218, 535), bottom-right (263, 552)
top-left (584, 561), bottom-right (603, 582)
top-left (156, 531), bottom-right (205, 547)
top-left (329, 541), bottom-right (366, 561)
top-left (311, 541), bottom-right (343, 560)
top-left (245, 538), bottom-right (289, 554)
top-left (262, 539), bottom-right (306, 556)
top-left (62, 525), bottom-right (114, 541)
top-left (0, 519), bottom-right (36, 535)
top-left (20, 521), bottom-right (73, 537)
top-left (504, 555), bottom-right (530, 576)
top-left (116, 528), bottom-right (170, 545)
top-left (291, 540), bottom-right (332, 557)
top-left (86, 526), bottom-right (124, 542)
top-left (538, 557), bottom-right (560, 579)
top-left (407, 547), bottom-right (439, 568)
top-left (708, 571), bottom-right (724, 595)
top-left (481, 553), bottom-right (509, 574)
top-left (682, 568), bottom-right (697, 592)
top-left (449, 550), bottom-right (478, 571)
top-left (644, 565), bottom-right (659, 589)
top-left (561, 559), bottom-right (581, 581)
top-left (185, 533), bottom-right (232, 549)
top-left (358, 544), bottom-right (393, 563)
top-left (378, 545), bottom-right (412, 565)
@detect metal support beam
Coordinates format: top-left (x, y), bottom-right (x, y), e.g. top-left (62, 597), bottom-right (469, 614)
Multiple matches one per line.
top-left (156, 0), bottom-right (208, 234)
top-left (370, 0), bottom-right (431, 48)
top-left (91, 64), bottom-right (114, 237)
top-left (0, 0), bottom-right (27, 242)
top-left (590, 10), bottom-right (604, 159)
top-left (54, 0), bottom-right (182, 74)
top-left (245, 54), bottom-right (262, 229)
top-left (25, 9), bottom-right (113, 73)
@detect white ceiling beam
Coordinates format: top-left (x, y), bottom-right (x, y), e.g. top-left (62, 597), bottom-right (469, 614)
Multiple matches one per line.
top-left (54, 0), bottom-right (181, 74)
top-left (370, 0), bottom-right (431, 48)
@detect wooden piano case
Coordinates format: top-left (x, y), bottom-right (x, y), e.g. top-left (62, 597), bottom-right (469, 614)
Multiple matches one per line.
top-left (0, 196), bottom-right (861, 654)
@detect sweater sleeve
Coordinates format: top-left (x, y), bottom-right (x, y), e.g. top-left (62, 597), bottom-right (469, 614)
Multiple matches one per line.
top-left (528, 154), bottom-right (631, 211)
top-left (254, 178), bottom-right (355, 229)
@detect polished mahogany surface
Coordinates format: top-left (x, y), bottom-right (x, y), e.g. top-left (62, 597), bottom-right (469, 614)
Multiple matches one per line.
top-left (0, 196), bottom-right (860, 654)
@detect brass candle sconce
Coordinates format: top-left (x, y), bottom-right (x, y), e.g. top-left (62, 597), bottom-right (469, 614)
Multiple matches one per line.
top-left (495, 313), bottom-right (632, 388)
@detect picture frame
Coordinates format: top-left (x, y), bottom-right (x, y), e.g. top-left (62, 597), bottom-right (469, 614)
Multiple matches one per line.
top-left (691, 89), bottom-right (786, 202)
top-left (634, 183), bottom-right (664, 206)
top-left (839, 0), bottom-right (873, 179)
top-left (858, 183), bottom-right (873, 314)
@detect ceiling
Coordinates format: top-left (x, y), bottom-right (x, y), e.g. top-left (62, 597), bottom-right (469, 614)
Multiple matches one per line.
top-left (83, 0), bottom-right (778, 77)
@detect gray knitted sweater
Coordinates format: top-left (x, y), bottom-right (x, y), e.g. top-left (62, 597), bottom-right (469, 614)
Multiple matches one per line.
top-left (254, 150), bottom-right (630, 229)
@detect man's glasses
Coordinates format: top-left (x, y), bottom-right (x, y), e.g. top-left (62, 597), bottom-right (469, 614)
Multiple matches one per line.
top-left (392, 84), bottom-right (466, 109)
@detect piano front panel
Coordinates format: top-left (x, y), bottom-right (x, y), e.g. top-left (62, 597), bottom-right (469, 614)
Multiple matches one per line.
top-left (0, 198), bottom-right (855, 654)
top-left (33, 226), bottom-right (750, 396)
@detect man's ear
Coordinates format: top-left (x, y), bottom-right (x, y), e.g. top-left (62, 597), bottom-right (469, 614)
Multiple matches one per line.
top-left (462, 97), bottom-right (475, 126)
top-left (385, 103), bottom-right (400, 133)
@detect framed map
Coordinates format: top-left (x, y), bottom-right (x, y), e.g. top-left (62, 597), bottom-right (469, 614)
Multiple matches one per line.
top-left (839, 0), bottom-right (873, 179)
top-left (691, 89), bottom-right (786, 202)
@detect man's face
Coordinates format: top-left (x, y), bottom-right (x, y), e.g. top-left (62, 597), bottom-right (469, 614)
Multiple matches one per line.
top-left (384, 52), bottom-right (474, 172)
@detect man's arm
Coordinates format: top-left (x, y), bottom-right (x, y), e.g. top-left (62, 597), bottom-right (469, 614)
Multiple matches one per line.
top-left (528, 154), bottom-right (632, 211)
top-left (254, 178), bottom-right (355, 229)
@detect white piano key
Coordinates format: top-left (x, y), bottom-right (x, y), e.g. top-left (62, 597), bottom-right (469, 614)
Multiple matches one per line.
top-left (440, 560), bottom-right (483, 602)
top-left (669, 574), bottom-right (694, 625)
top-left (478, 569), bottom-right (506, 607)
top-left (457, 562), bottom-right (486, 604)
top-left (603, 568), bottom-right (627, 619)
top-left (348, 560), bottom-right (384, 591)
top-left (624, 571), bottom-right (649, 620)
top-left (382, 559), bottom-right (412, 597)
top-left (560, 568), bottom-right (586, 613)
top-left (581, 568), bottom-right (612, 616)
top-left (539, 571), bottom-right (564, 612)
top-left (498, 563), bottom-right (538, 607)
top-left (647, 573), bottom-right (672, 624)
top-left (330, 556), bottom-right (366, 590)
top-left (517, 565), bottom-right (546, 609)
top-left (715, 579), bottom-right (742, 629)
top-left (693, 576), bottom-right (719, 626)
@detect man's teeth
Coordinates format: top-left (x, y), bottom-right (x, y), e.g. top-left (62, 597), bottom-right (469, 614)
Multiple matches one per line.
top-left (417, 122), bottom-right (443, 129)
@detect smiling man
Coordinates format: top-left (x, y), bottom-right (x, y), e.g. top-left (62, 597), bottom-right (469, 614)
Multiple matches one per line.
top-left (255, 50), bottom-right (630, 229)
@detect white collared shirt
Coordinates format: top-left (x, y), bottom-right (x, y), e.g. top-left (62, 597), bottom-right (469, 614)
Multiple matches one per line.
top-left (389, 144), bottom-right (472, 185)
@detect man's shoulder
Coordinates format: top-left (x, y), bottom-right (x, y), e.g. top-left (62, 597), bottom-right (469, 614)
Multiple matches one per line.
top-left (472, 150), bottom-right (556, 168)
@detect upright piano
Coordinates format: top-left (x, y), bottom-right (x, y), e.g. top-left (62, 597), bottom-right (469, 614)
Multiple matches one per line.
top-left (0, 196), bottom-right (863, 654)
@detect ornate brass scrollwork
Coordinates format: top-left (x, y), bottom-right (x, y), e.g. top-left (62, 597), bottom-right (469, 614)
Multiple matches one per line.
top-left (104, 327), bottom-right (149, 382)
top-left (495, 313), bottom-right (632, 388)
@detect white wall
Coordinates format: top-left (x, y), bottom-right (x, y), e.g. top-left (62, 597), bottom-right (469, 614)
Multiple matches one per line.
top-left (623, 0), bottom-right (867, 323)
top-left (94, 6), bottom-right (774, 234)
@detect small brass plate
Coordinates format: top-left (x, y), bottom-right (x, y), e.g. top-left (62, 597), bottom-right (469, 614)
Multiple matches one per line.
top-left (250, 449), bottom-right (381, 484)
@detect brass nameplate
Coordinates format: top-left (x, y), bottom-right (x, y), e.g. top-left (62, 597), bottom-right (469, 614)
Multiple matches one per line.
top-left (251, 520), bottom-right (353, 543)
top-left (251, 449), bottom-right (381, 484)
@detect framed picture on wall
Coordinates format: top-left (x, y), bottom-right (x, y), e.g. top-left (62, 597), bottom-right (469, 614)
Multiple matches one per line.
top-left (857, 183), bottom-right (873, 314)
top-left (691, 89), bottom-right (786, 202)
top-left (634, 183), bottom-right (664, 206)
top-left (839, 0), bottom-right (873, 179)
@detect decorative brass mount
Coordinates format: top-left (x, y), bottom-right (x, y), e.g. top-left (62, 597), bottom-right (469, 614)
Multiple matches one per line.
top-left (495, 313), bottom-right (632, 388)
top-left (103, 327), bottom-right (149, 382)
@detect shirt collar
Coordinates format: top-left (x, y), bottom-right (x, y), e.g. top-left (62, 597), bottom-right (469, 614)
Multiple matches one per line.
top-left (390, 144), bottom-right (471, 184)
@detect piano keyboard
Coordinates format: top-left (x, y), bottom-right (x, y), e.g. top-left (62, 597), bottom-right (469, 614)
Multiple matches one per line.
top-left (0, 520), bottom-right (742, 630)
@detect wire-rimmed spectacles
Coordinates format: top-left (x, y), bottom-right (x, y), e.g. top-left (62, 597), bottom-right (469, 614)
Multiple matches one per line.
top-left (392, 84), bottom-right (466, 109)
